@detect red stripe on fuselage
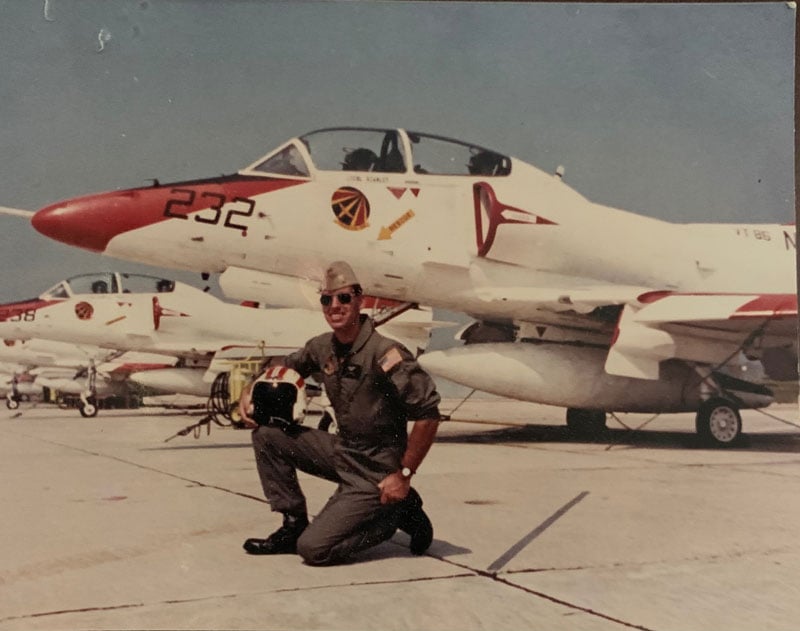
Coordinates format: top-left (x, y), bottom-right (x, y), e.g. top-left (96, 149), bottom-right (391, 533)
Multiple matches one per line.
top-left (637, 290), bottom-right (799, 319)
top-left (33, 176), bottom-right (306, 253)
top-left (730, 294), bottom-right (797, 318)
top-left (0, 299), bottom-right (60, 321)
top-left (110, 363), bottom-right (174, 374)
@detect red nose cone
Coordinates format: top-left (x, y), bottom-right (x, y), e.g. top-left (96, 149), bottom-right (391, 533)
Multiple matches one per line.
top-left (32, 176), bottom-right (306, 254)
top-left (33, 186), bottom-right (177, 253)
top-left (32, 191), bottom-right (137, 253)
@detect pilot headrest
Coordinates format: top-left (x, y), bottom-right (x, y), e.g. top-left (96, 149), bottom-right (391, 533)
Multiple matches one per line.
top-left (342, 147), bottom-right (378, 171)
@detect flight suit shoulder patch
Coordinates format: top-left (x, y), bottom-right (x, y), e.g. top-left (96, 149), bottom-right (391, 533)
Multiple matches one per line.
top-left (378, 346), bottom-right (404, 373)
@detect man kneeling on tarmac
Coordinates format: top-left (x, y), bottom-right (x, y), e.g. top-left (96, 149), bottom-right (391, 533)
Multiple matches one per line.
top-left (238, 260), bottom-right (441, 566)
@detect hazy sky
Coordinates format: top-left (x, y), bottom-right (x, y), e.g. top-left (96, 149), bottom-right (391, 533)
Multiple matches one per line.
top-left (0, 0), bottom-right (795, 303)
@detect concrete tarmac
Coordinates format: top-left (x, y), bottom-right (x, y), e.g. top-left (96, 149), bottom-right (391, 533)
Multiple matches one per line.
top-left (1, 398), bottom-right (799, 631)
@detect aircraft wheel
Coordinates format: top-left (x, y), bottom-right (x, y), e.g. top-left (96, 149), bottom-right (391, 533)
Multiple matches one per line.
top-left (6, 397), bottom-right (19, 410)
top-left (695, 398), bottom-right (741, 446)
top-left (566, 408), bottom-right (606, 437)
top-left (79, 398), bottom-right (98, 418)
top-left (318, 411), bottom-right (337, 434)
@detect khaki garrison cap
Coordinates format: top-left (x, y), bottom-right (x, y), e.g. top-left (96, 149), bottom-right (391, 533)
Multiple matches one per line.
top-left (322, 261), bottom-right (360, 292)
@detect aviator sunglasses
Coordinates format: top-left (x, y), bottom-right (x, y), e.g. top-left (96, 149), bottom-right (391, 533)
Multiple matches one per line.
top-left (320, 292), bottom-right (355, 307)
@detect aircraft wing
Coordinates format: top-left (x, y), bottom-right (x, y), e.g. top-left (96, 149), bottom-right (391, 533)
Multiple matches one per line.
top-left (95, 350), bottom-right (177, 375)
top-left (463, 261), bottom-right (652, 319)
top-left (374, 306), bottom-right (455, 355)
top-left (605, 292), bottom-right (798, 379)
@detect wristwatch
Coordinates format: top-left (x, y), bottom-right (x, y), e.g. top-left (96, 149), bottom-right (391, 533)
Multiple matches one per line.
top-left (400, 466), bottom-right (414, 479)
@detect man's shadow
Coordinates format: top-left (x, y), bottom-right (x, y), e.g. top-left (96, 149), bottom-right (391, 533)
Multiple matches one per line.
top-left (344, 535), bottom-right (471, 565)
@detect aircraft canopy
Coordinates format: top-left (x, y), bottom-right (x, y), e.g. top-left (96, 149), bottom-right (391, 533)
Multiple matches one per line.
top-left (39, 273), bottom-right (176, 299)
top-left (246, 128), bottom-right (512, 178)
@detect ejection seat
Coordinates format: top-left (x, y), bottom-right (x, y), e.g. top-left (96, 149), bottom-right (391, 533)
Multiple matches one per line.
top-left (342, 148), bottom-right (378, 171)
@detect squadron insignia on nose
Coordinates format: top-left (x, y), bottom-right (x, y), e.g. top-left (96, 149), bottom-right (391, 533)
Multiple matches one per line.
top-left (331, 187), bottom-right (370, 231)
top-left (75, 302), bottom-right (94, 320)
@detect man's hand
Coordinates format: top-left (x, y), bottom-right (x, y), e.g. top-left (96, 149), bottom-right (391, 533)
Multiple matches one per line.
top-left (238, 386), bottom-right (258, 429)
top-left (377, 471), bottom-right (411, 505)
top-left (377, 418), bottom-right (439, 504)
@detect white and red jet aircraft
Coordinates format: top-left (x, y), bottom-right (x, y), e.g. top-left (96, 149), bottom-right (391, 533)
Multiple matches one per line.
top-left (0, 270), bottom-right (437, 418)
top-left (0, 363), bottom-right (39, 400)
top-left (22, 127), bottom-right (798, 444)
top-left (0, 337), bottom-right (176, 416)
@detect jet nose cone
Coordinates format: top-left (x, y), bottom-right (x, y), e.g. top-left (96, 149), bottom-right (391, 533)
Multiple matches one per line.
top-left (32, 191), bottom-right (139, 253)
top-left (33, 196), bottom-right (108, 252)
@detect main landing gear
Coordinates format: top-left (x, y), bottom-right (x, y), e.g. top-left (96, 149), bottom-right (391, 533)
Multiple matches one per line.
top-left (567, 399), bottom-right (744, 447)
top-left (6, 379), bottom-right (22, 410)
top-left (695, 397), bottom-right (742, 447)
top-left (565, 408), bottom-right (607, 438)
top-left (78, 363), bottom-right (99, 418)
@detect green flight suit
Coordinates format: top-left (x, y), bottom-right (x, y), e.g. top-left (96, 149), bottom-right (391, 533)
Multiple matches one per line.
top-left (251, 315), bottom-right (440, 565)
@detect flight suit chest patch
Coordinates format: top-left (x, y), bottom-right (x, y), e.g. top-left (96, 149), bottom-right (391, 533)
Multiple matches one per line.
top-left (342, 363), bottom-right (362, 380)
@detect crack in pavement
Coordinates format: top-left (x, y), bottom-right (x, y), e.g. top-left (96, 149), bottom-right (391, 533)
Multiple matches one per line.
top-left (6, 429), bottom-right (269, 504)
top-left (0, 429), bottom-right (666, 629)
top-left (0, 573), bottom-right (471, 624)
top-left (498, 541), bottom-right (799, 576)
top-left (2, 567), bottom-right (655, 629)
top-left (427, 554), bottom-right (655, 631)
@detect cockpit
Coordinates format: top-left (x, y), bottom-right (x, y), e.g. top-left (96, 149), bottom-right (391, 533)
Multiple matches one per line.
top-left (38, 273), bottom-right (177, 299)
top-left (244, 128), bottom-right (512, 178)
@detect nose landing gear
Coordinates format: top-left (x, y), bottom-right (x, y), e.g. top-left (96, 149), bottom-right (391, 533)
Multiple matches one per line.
top-left (79, 395), bottom-right (98, 418)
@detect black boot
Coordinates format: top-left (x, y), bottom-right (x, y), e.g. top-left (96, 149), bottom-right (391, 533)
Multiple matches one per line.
top-left (243, 513), bottom-right (309, 555)
top-left (396, 488), bottom-right (433, 555)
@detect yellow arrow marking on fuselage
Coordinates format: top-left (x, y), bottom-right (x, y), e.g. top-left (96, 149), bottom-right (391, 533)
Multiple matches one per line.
top-left (378, 209), bottom-right (415, 240)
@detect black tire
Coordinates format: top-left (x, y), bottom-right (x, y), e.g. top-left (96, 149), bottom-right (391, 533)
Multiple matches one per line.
top-left (566, 408), bottom-right (607, 437)
top-left (6, 397), bottom-right (19, 410)
top-left (695, 398), bottom-right (742, 446)
top-left (79, 398), bottom-right (98, 418)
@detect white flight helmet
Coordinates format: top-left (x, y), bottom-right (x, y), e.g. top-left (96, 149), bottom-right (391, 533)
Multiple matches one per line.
top-left (251, 366), bottom-right (307, 428)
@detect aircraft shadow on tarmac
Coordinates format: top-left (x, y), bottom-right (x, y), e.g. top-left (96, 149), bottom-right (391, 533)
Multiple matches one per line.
top-left (436, 423), bottom-right (800, 454)
top-left (145, 424), bottom-right (800, 453)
